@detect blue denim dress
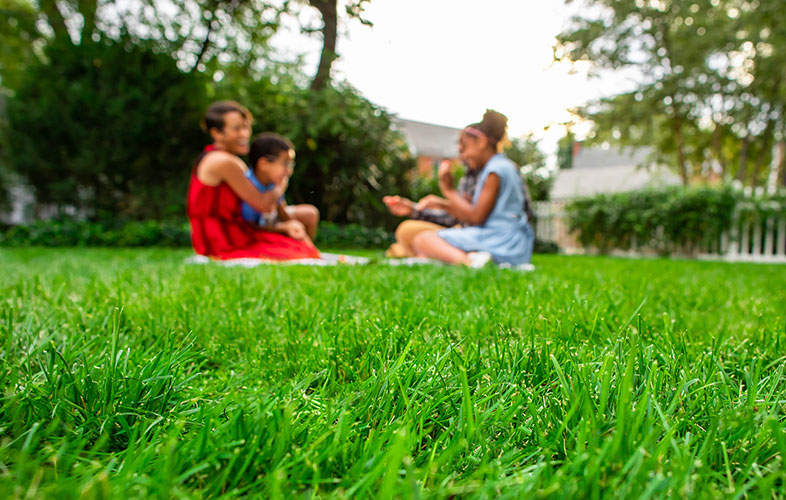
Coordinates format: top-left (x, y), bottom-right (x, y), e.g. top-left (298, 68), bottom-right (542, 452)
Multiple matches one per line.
top-left (438, 154), bottom-right (534, 265)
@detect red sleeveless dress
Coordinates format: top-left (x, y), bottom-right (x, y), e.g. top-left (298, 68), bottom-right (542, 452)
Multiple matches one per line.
top-left (187, 147), bottom-right (320, 260)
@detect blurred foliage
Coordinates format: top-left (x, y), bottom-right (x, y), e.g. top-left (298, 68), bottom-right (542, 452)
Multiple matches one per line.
top-left (0, 0), bottom-right (39, 93)
top-left (565, 185), bottom-right (786, 254)
top-left (557, 130), bottom-right (575, 170)
top-left (504, 134), bottom-right (553, 201)
top-left (315, 222), bottom-right (393, 249)
top-left (0, 217), bottom-right (561, 253)
top-left (0, 218), bottom-right (192, 247)
top-left (224, 76), bottom-right (416, 229)
top-left (0, 0), bottom-right (287, 85)
top-left (4, 38), bottom-right (207, 219)
top-left (0, 218), bottom-right (396, 249)
top-left (0, 0), bottom-right (416, 229)
top-left (556, 0), bottom-right (786, 188)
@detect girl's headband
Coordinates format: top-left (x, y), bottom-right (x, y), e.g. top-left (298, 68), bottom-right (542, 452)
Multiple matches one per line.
top-left (463, 126), bottom-right (486, 139)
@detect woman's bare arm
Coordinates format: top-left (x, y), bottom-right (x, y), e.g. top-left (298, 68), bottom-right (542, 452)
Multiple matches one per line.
top-left (196, 152), bottom-right (281, 212)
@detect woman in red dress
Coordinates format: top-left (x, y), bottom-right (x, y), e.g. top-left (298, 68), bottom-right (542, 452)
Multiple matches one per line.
top-left (187, 101), bottom-right (320, 260)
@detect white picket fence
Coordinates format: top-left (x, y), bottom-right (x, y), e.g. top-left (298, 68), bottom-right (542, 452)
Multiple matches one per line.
top-left (534, 201), bottom-right (786, 264)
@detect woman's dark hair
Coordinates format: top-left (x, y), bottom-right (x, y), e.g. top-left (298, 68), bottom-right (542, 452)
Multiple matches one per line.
top-left (201, 101), bottom-right (252, 133)
top-left (249, 132), bottom-right (294, 169)
top-left (467, 109), bottom-right (508, 148)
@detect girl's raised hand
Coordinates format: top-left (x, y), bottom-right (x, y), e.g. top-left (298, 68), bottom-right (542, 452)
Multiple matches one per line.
top-left (438, 160), bottom-right (454, 191)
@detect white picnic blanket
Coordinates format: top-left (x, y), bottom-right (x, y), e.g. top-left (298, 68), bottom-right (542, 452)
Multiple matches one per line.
top-left (185, 253), bottom-right (534, 271)
top-left (185, 252), bottom-right (370, 267)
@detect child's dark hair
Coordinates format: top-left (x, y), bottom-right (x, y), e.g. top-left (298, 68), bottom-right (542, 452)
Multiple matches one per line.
top-left (201, 101), bottom-right (252, 133)
top-left (467, 109), bottom-right (508, 148)
top-left (249, 132), bottom-right (294, 169)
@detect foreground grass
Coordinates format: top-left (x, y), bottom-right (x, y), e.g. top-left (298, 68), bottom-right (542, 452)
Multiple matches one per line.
top-left (1, 248), bottom-right (785, 499)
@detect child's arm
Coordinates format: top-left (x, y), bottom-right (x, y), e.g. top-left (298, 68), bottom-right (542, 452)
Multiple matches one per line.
top-left (419, 174), bottom-right (500, 226)
top-left (276, 200), bottom-right (291, 222)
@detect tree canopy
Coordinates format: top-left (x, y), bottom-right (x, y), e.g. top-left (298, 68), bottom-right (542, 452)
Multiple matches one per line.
top-left (555, 0), bottom-right (786, 188)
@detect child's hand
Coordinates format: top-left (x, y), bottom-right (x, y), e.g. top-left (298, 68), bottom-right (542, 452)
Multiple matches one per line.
top-left (416, 194), bottom-right (447, 211)
top-left (383, 195), bottom-right (414, 216)
top-left (278, 219), bottom-right (308, 241)
top-left (274, 176), bottom-right (289, 198)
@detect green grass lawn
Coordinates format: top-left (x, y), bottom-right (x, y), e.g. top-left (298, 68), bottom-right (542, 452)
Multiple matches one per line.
top-left (1, 248), bottom-right (785, 499)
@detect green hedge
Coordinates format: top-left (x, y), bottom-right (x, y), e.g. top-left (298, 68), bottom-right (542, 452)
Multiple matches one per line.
top-left (565, 186), bottom-right (786, 254)
top-left (0, 219), bottom-right (394, 249)
top-left (0, 219), bottom-right (192, 248)
top-left (0, 218), bottom-right (559, 254)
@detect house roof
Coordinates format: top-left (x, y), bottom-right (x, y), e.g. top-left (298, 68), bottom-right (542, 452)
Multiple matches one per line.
top-left (394, 118), bottom-right (461, 159)
top-left (573, 145), bottom-right (654, 169)
top-left (551, 147), bottom-right (681, 200)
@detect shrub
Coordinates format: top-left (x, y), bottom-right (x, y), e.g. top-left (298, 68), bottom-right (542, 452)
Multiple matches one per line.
top-left (4, 38), bottom-right (207, 220)
top-left (0, 219), bottom-right (395, 249)
top-left (563, 186), bottom-right (786, 255)
top-left (0, 219), bottom-right (192, 247)
top-left (225, 78), bottom-right (416, 230)
top-left (314, 222), bottom-right (394, 249)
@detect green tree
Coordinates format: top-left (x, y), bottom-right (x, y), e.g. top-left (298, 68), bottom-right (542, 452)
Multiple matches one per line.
top-left (504, 134), bottom-right (553, 201)
top-left (5, 39), bottom-right (207, 219)
top-left (226, 76), bottom-right (415, 227)
top-left (557, 129), bottom-right (576, 170)
top-left (555, 0), bottom-right (786, 188)
top-left (0, 0), bottom-right (40, 93)
top-left (0, 0), bottom-right (287, 88)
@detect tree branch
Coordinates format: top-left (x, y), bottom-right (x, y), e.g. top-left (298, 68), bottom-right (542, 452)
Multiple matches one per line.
top-left (309, 0), bottom-right (337, 90)
top-left (39, 0), bottom-right (70, 41)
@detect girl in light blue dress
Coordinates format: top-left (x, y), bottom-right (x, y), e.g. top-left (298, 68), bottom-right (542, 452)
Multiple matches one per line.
top-left (411, 110), bottom-right (534, 267)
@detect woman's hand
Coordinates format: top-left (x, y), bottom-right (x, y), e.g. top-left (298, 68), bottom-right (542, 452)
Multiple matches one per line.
top-left (438, 160), bottom-right (455, 193)
top-left (383, 195), bottom-right (415, 216)
top-left (416, 194), bottom-right (448, 211)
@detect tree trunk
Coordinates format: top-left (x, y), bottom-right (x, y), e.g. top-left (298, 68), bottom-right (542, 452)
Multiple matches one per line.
top-left (81, 0), bottom-right (98, 41)
top-left (191, 19), bottom-right (217, 73)
top-left (190, 1), bottom-right (242, 73)
top-left (775, 140), bottom-right (786, 188)
top-left (712, 122), bottom-right (726, 177)
top-left (39, 0), bottom-right (70, 41)
top-left (750, 144), bottom-right (767, 189)
top-left (309, 0), bottom-right (338, 90)
top-left (737, 136), bottom-right (749, 184)
top-left (670, 115), bottom-right (689, 184)
top-left (751, 122), bottom-right (774, 188)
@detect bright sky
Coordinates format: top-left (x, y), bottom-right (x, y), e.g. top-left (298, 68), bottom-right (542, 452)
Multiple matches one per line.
top-left (270, 0), bottom-right (635, 165)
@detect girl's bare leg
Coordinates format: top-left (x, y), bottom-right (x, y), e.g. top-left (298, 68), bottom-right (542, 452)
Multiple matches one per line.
top-left (411, 231), bottom-right (470, 265)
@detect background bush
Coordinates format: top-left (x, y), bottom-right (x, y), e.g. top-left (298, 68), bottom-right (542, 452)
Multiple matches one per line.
top-left (224, 78), bottom-right (416, 229)
top-left (0, 218), bottom-right (561, 253)
top-left (565, 186), bottom-right (786, 254)
top-left (0, 219), bottom-right (395, 250)
top-left (4, 38), bottom-right (207, 221)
